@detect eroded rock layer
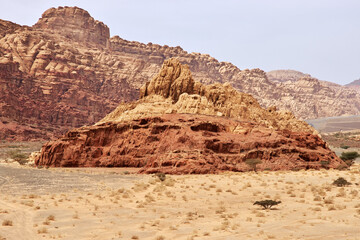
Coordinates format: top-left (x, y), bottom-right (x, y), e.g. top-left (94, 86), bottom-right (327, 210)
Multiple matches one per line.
top-left (35, 114), bottom-right (342, 173)
top-left (36, 59), bottom-right (344, 173)
top-left (1, 6), bottom-right (360, 140)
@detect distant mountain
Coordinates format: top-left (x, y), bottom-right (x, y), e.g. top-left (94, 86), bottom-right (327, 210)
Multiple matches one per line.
top-left (1, 6), bottom-right (360, 140)
top-left (345, 79), bottom-right (360, 91)
top-left (347, 79), bottom-right (360, 86)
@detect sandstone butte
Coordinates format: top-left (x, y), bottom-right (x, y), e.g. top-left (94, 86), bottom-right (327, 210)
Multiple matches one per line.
top-left (1, 6), bottom-right (360, 141)
top-left (35, 58), bottom-right (345, 174)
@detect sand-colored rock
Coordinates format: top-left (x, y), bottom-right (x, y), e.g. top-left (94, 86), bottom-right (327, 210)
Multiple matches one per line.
top-left (33, 6), bottom-right (110, 47)
top-left (116, 58), bottom-right (314, 134)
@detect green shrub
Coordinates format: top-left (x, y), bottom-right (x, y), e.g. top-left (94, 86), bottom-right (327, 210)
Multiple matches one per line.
top-left (340, 145), bottom-right (350, 149)
top-left (332, 177), bottom-right (351, 187)
top-left (7, 150), bottom-right (28, 165)
top-left (253, 200), bottom-right (281, 210)
top-left (340, 151), bottom-right (359, 160)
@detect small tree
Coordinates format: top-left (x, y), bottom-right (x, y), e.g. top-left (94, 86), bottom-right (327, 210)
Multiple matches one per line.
top-left (332, 177), bottom-right (351, 187)
top-left (245, 158), bottom-right (262, 172)
top-left (340, 151), bottom-right (359, 167)
top-left (253, 200), bottom-right (281, 210)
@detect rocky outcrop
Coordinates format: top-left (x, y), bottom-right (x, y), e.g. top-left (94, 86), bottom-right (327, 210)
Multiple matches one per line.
top-left (1, 6), bottom-right (360, 140)
top-left (36, 59), bottom-right (344, 173)
top-left (35, 114), bottom-right (342, 173)
top-left (0, 19), bottom-right (21, 37)
top-left (266, 70), bottom-right (360, 119)
top-left (267, 70), bottom-right (311, 83)
top-left (33, 6), bottom-right (110, 47)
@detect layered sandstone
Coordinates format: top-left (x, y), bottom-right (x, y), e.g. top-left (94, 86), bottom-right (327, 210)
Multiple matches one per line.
top-left (33, 6), bottom-right (110, 47)
top-left (104, 59), bottom-right (314, 134)
top-left (1, 6), bottom-right (360, 140)
top-left (267, 70), bottom-right (311, 83)
top-left (35, 114), bottom-right (342, 173)
top-left (36, 59), bottom-right (344, 173)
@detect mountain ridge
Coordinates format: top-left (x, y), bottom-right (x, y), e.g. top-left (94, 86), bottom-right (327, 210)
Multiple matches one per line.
top-left (1, 6), bottom-right (360, 140)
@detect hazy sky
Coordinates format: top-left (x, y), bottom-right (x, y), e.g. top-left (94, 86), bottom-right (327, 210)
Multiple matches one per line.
top-left (2, 0), bottom-right (360, 85)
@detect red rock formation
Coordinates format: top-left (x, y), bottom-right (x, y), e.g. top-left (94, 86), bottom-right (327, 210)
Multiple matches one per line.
top-left (1, 6), bottom-right (360, 141)
top-left (35, 59), bottom-right (344, 173)
top-left (35, 114), bottom-right (343, 173)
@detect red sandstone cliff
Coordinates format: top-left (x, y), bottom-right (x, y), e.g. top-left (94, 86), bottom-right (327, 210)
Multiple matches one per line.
top-left (1, 6), bottom-right (360, 140)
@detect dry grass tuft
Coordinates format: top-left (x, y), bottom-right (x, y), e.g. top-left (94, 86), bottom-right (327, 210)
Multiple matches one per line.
top-left (2, 220), bottom-right (12, 226)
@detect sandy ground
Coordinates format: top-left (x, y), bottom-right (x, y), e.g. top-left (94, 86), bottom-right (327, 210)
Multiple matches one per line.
top-left (0, 164), bottom-right (359, 240)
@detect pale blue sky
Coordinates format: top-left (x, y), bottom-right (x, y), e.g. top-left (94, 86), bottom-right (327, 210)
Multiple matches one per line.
top-left (2, 0), bottom-right (360, 85)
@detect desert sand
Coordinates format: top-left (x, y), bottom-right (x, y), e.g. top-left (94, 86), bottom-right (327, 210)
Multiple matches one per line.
top-left (0, 163), bottom-right (359, 240)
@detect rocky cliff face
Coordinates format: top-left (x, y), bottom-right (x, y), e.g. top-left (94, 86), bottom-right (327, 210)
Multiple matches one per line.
top-left (35, 59), bottom-right (344, 173)
top-left (267, 70), bottom-right (311, 83)
top-left (266, 70), bottom-right (360, 119)
top-left (33, 7), bottom-right (110, 47)
top-left (1, 6), bottom-right (360, 140)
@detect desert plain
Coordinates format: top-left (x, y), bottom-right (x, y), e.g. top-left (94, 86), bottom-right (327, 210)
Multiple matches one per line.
top-left (0, 161), bottom-right (359, 240)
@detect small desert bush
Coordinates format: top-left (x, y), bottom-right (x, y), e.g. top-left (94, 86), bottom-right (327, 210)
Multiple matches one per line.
top-left (340, 151), bottom-right (359, 160)
top-left (37, 227), bottom-right (48, 234)
top-left (253, 200), bottom-right (281, 210)
top-left (245, 158), bottom-right (262, 171)
top-left (332, 177), bottom-right (351, 187)
top-left (2, 220), bottom-right (12, 226)
top-left (155, 172), bottom-right (166, 181)
top-left (7, 150), bottom-right (28, 165)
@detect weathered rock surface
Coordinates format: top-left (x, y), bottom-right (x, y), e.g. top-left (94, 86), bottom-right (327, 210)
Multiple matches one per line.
top-left (36, 59), bottom-right (344, 173)
top-left (1, 6), bottom-right (360, 140)
top-left (35, 114), bottom-right (342, 173)
top-left (112, 58), bottom-right (314, 134)
top-left (267, 70), bottom-right (311, 83)
top-left (266, 70), bottom-right (360, 119)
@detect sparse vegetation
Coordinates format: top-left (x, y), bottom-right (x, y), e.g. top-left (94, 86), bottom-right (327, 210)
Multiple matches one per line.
top-left (320, 161), bottom-right (330, 169)
top-left (156, 172), bottom-right (166, 181)
top-left (6, 149), bottom-right (28, 165)
top-left (2, 220), bottom-right (12, 226)
top-left (332, 177), bottom-right (351, 187)
top-left (245, 158), bottom-right (262, 172)
top-left (37, 227), bottom-right (48, 234)
top-left (253, 200), bottom-right (281, 210)
top-left (340, 151), bottom-right (359, 161)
